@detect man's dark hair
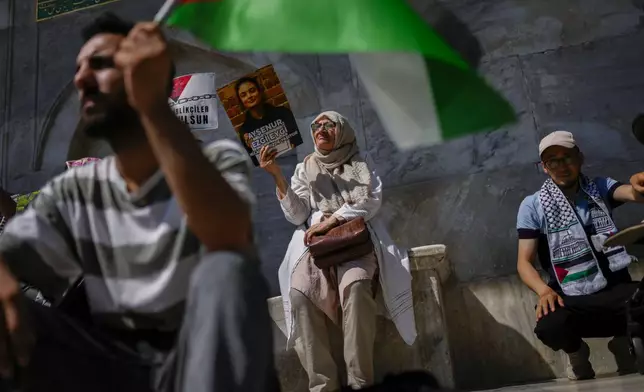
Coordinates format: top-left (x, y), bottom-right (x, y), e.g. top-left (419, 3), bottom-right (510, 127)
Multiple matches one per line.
top-left (81, 12), bottom-right (135, 43)
top-left (80, 12), bottom-right (176, 95)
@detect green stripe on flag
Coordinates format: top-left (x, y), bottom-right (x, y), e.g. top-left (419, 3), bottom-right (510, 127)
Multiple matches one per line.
top-left (561, 265), bottom-right (599, 285)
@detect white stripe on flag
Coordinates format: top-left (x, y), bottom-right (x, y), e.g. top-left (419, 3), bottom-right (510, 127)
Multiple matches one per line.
top-left (349, 52), bottom-right (441, 150)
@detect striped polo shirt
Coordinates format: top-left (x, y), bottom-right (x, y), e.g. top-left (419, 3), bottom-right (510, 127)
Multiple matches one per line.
top-left (0, 140), bottom-right (254, 330)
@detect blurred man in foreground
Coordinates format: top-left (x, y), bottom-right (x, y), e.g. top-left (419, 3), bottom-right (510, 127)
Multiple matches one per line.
top-left (0, 13), bottom-right (277, 392)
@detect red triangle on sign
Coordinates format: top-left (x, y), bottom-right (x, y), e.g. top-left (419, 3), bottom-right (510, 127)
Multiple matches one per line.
top-left (170, 75), bottom-right (192, 102)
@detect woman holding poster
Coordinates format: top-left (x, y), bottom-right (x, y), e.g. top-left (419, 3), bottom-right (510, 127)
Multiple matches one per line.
top-left (259, 111), bottom-right (416, 391)
top-left (235, 76), bottom-right (302, 165)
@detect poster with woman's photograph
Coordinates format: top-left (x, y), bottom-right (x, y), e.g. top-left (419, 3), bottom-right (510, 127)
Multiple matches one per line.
top-left (217, 65), bottom-right (303, 166)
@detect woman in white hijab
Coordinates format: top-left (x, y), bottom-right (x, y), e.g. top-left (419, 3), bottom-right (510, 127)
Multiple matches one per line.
top-left (259, 111), bottom-right (416, 391)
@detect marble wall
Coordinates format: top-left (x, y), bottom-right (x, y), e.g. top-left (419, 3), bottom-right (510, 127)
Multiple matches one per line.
top-left (3, 0), bottom-right (644, 387)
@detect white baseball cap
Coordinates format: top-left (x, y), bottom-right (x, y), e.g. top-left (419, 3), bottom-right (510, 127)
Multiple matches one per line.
top-left (538, 131), bottom-right (577, 157)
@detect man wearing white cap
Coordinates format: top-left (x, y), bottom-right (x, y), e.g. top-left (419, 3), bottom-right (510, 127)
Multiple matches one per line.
top-left (516, 130), bottom-right (644, 380)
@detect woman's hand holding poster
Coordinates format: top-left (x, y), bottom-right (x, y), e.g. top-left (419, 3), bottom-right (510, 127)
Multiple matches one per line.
top-left (217, 65), bottom-right (303, 166)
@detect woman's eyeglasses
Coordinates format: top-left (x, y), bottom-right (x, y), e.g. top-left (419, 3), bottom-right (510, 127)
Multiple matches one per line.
top-left (311, 122), bottom-right (336, 132)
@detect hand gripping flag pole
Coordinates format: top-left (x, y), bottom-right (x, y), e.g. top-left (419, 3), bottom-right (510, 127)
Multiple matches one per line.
top-left (154, 0), bottom-right (180, 23)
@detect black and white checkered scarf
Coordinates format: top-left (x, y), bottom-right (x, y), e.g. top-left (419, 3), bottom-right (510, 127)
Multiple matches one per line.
top-left (539, 175), bottom-right (631, 296)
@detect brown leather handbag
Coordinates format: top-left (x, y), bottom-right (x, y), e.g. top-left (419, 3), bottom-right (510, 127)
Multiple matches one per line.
top-left (308, 217), bottom-right (374, 269)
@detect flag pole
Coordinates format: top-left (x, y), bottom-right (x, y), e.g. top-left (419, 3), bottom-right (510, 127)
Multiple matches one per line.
top-left (154, 0), bottom-right (180, 23)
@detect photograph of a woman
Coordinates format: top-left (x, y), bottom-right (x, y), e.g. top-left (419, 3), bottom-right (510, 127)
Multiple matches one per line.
top-left (218, 65), bottom-right (303, 166)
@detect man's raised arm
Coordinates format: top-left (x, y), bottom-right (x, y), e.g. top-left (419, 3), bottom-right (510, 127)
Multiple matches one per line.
top-left (114, 23), bottom-right (252, 252)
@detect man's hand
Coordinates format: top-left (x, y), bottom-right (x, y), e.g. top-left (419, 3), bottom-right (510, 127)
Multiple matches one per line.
top-left (114, 22), bottom-right (172, 115)
top-left (536, 287), bottom-right (565, 321)
top-left (0, 261), bottom-right (33, 379)
top-left (631, 172), bottom-right (644, 196)
top-left (304, 216), bottom-right (343, 246)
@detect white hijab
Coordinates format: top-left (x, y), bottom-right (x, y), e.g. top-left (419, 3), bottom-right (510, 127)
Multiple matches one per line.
top-left (303, 111), bottom-right (372, 214)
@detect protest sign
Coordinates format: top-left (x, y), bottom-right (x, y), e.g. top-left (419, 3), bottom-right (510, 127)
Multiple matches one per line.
top-left (170, 73), bottom-right (218, 140)
top-left (217, 65), bottom-right (302, 166)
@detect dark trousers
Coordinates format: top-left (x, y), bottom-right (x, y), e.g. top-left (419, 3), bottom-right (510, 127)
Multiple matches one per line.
top-left (534, 282), bottom-right (638, 353)
top-left (0, 252), bottom-right (280, 392)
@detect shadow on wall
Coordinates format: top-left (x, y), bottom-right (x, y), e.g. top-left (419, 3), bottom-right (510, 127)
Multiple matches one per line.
top-left (406, 0), bottom-right (483, 68)
top-left (443, 279), bottom-right (556, 390)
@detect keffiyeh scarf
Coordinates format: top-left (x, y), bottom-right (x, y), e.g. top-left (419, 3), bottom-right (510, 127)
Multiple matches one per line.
top-left (539, 176), bottom-right (632, 296)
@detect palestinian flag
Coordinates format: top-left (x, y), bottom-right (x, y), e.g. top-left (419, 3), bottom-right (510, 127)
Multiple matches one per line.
top-left (162, 0), bottom-right (516, 149)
